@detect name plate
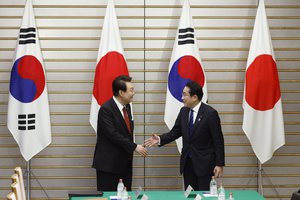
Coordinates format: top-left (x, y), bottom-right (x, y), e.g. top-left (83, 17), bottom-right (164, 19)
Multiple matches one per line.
top-left (141, 194), bottom-right (149, 200)
top-left (184, 185), bottom-right (194, 198)
top-left (194, 194), bottom-right (202, 200)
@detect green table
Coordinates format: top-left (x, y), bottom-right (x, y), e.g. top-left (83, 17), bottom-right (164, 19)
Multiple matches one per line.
top-left (70, 190), bottom-right (265, 200)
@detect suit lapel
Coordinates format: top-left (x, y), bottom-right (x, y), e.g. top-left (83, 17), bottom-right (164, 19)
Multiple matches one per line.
top-left (190, 103), bottom-right (205, 137)
top-left (183, 108), bottom-right (190, 138)
top-left (111, 99), bottom-right (131, 135)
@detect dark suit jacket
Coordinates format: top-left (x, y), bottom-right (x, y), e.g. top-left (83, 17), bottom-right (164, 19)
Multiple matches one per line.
top-left (160, 103), bottom-right (225, 177)
top-left (92, 98), bottom-right (137, 174)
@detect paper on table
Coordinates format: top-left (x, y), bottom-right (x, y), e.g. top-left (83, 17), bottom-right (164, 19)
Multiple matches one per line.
top-left (109, 196), bottom-right (118, 200)
top-left (202, 192), bottom-right (218, 197)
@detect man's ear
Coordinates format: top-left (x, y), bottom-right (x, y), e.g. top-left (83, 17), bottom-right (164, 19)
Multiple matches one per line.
top-left (192, 94), bottom-right (199, 101)
top-left (118, 90), bottom-right (123, 97)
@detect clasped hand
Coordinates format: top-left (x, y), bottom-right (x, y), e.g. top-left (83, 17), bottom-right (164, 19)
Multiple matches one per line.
top-left (135, 134), bottom-right (159, 157)
top-left (144, 133), bottom-right (159, 147)
top-left (135, 144), bottom-right (148, 157)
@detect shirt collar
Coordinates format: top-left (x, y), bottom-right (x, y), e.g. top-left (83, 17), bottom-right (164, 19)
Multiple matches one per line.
top-left (191, 101), bottom-right (201, 113)
top-left (113, 96), bottom-right (125, 113)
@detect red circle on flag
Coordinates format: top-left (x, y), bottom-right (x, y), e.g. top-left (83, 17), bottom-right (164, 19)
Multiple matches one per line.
top-left (177, 55), bottom-right (205, 87)
top-left (245, 54), bottom-right (281, 111)
top-left (93, 51), bottom-right (128, 105)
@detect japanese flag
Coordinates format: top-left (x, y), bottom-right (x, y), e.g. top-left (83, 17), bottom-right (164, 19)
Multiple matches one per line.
top-left (242, 0), bottom-right (285, 164)
top-left (89, 0), bottom-right (129, 132)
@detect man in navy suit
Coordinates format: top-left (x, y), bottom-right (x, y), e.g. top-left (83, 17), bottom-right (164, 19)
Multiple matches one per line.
top-left (92, 75), bottom-right (147, 191)
top-left (145, 81), bottom-right (225, 190)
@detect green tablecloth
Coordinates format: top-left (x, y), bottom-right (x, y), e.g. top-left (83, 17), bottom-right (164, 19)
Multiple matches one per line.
top-left (70, 190), bottom-right (265, 200)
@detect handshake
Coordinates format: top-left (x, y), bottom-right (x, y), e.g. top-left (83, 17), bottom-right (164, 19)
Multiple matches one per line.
top-left (134, 134), bottom-right (160, 157)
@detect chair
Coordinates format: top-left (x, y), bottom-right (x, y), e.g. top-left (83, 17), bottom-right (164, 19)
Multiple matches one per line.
top-left (291, 189), bottom-right (300, 200)
top-left (11, 174), bottom-right (19, 184)
top-left (14, 167), bottom-right (26, 200)
top-left (6, 192), bottom-right (17, 200)
top-left (11, 179), bottom-right (23, 200)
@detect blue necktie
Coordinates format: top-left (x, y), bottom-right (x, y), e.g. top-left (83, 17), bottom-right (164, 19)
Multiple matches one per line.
top-left (188, 109), bottom-right (194, 136)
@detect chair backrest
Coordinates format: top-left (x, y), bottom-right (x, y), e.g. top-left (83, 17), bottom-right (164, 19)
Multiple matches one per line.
top-left (14, 167), bottom-right (26, 200)
top-left (11, 182), bottom-right (23, 200)
top-left (11, 174), bottom-right (19, 183)
top-left (7, 192), bottom-right (17, 200)
top-left (291, 191), bottom-right (300, 200)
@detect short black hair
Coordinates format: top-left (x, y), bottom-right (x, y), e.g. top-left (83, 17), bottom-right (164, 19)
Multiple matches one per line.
top-left (185, 81), bottom-right (203, 101)
top-left (112, 75), bottom-right (132, 96)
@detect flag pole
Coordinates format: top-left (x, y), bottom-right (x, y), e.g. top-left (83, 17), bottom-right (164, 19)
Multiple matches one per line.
top-left (258, 161), bottom-right (282, 199)
top-left (26, 160), bottom-right (31, 200)
top-left (25, 159), bottom-right (50, 200)
top-left (258, 161), bottom-right (263, 195)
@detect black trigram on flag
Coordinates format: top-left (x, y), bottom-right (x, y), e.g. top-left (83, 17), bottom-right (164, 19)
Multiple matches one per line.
top-left (19, 27), bottom-right (36, 45)
top-left (18, 114), bottom-right (36, 130)
top-left (178, 27), bottom-right (195, 45)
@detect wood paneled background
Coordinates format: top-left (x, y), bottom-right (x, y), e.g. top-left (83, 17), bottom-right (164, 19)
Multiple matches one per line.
top-left (0, 0), bottom-right (299, 199)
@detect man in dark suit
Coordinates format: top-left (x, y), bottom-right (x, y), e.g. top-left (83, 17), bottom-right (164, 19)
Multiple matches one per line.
top-left (92, 75), bottom-right (147, 191)
top-left (145, 81), bottom-right (225, 190)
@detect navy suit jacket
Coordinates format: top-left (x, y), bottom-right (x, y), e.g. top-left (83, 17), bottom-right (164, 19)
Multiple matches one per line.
top-left (92, 98), bottom-right (137, 174)
top-left (160, 103), bottom-right (225, 177)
